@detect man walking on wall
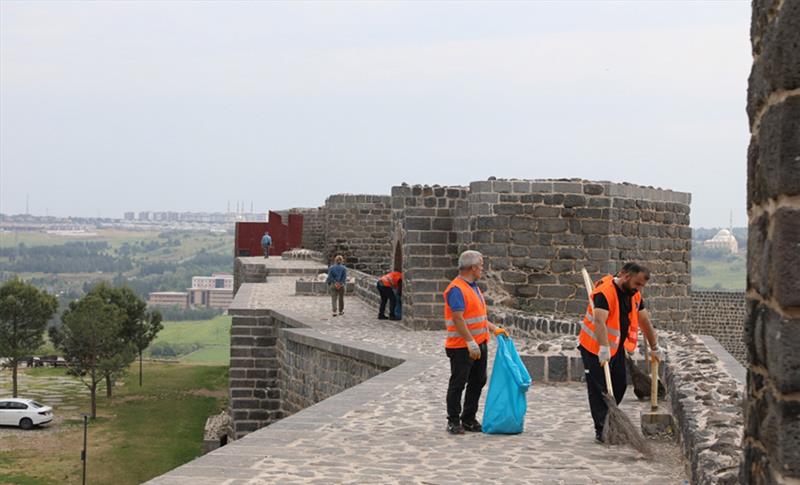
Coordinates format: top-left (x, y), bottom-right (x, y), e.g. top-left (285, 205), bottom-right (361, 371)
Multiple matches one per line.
top-left (444, 250), bottom-right (506, 435)
top-left (377, 270), bottom-right (402, 320)
top-left (327, 255), bottom-right (347, 317)
top-left (261, 231), bottom-right (272, 258)
top-left (579, 262), bottom-right (663, 443)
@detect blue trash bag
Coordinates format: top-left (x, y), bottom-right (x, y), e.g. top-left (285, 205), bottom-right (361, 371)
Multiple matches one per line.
top-left (482, 334), bottom-right (532, 434)
top-left (393, 290), bottom-right (402, 319)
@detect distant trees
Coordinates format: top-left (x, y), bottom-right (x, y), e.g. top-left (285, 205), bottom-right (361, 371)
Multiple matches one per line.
top-left (0, 279), bottom-right (59, 397)
top-left (82, 284), bottom-right (163, 393)
top-left (50, 295), bottom-right (127, 419)
top-left (0, 242), bottom-right (133, 274)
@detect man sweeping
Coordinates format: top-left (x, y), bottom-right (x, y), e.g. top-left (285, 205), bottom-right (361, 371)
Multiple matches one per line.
top-left (578, 262), bottom-right (664, 443)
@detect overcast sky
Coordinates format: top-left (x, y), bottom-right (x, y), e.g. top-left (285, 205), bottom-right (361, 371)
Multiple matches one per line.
top-left (1, 1), bottom-right (751, 227)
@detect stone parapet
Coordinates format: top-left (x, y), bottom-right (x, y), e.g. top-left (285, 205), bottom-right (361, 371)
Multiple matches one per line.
top-left (689, 291), bottom-right (746, 365)
top-left (665, 333), bottom-right (744, 485)
top-left (324, 194), bottom-right (393, 275)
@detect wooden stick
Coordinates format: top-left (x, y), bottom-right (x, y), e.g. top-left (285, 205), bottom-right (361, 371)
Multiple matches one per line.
top-left (650, 357), bottom-right (659, 410)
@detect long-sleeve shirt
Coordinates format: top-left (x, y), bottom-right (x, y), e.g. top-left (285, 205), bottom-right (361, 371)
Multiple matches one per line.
top-left (326, 264), bottom-right (347, 285)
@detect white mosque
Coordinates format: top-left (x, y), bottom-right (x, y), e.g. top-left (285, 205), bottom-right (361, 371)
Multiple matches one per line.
top-left (702, 228), bottom-right (739, 254)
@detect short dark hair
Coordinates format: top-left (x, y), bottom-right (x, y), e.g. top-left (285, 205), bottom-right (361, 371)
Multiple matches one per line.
top-left (620, 262), bottom-right (651, 279)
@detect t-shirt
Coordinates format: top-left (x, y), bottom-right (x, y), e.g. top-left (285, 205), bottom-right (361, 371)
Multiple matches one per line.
top-left (261, 234), bottom-right (272, 246)
top-left (446, 279), bottom-right (484, 312)
top-left (593, 281), bottom-right (645, 339)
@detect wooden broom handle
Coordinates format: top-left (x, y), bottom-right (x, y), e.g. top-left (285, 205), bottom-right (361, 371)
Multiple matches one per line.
top-left (651, 357), bottom-right (659, 410)
top-left (603, 361), bottom-right (614, 400)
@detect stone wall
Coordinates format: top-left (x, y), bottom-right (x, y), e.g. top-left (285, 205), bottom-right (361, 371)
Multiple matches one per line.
top-left (460, 178), bottom-right (691, 329)
top-left (391, 184), bottom-right (469, 330)
top-left (288, 207), bottom-right (326, 252)
top-left (324, 194), bottom-right (393, 275)
top-left (277, 328), bottom-right (401, 415)
top-left (742, 1), bottom-right (800, 482)
top-left (666, 333), bottom-right (744, 485)
top-left (689, 291), bottom-right (746, 365)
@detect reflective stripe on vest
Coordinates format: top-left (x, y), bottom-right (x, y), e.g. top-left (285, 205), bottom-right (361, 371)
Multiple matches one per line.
top-left (579, 275), bottom-right (640, 357)
top-left (443, 277), bottom-right (489, 348)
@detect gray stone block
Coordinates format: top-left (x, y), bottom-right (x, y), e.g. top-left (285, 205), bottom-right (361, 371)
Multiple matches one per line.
top-left (521, 355), bottom-right (545, 383)
top-left (548, 355), bottom-right (568, 382)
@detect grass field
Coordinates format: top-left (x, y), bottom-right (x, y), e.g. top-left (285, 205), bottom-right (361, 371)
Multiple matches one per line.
top-left (692, 256), bottom-right (746, 291)
top-left (147, 316), bottom-right (231, 365)
top-left (0, 363), bottom-right (228, 485)
top-left (0, 229), bottom-right (163, 249)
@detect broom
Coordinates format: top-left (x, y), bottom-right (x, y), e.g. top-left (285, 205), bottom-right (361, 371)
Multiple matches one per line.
top-left (581, 268), bottom-right (653, 458)
top-left (627, 353), bottom-right (665, 401)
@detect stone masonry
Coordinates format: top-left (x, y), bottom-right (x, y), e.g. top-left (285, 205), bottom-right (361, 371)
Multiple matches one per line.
top-left (391, 184), bottom-right (469, 330)
top-left (456, 178), bottom-right (691, 329)
top-left (690, 290), bottom-right (746, 365)
top-left (742, 0), bottom-right (800, 482)
top-left (324, 194), bottom-right (393, 275)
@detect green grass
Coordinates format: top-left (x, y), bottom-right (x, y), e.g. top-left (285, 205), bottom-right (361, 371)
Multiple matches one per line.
top-left (148, 315), bottom-right (231, 364)
top-left (0, 363), bottom-right (228, 485)
top-left (692, 256), bottom-right (746, 291)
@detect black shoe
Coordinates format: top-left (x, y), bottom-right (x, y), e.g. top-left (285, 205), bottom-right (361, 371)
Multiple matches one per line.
top-left (378, 314), bottom-right (388, 320)
top-left (595, 432), bottom-right (604, 444)
top-left (461, 419), bottom-right (482, 432)
top-left (447, 421), bottom-right (465, 435)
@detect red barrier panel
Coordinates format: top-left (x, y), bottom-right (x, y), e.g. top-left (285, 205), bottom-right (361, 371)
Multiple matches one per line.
top-left (235, 212), bottom-right (304, 257)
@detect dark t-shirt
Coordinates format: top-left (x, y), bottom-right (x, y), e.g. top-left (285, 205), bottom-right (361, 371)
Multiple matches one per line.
top-left (593, 281), bottom-right (645, 340)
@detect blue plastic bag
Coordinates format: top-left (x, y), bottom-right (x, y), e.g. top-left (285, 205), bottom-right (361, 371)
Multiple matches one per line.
top-left (482, 334), bottom-right (532, 434)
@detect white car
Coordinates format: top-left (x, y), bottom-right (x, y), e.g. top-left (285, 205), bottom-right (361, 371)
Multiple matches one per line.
top-left (0, 398), bottom-right (54, 429)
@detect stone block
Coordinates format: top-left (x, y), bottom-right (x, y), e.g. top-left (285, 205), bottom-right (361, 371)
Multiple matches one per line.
top-left (771, 207), bottom-right (800, 308)
top-left (539, 285), bottom-right (575, 299)
top-left (641, 409), bottom-right (674, 436)
top-left (538, 219), bottom-right (568, 233)
top-left (552, 182), bottom-right (583, 194)
top-left (494, 180), bottom-right (513, 193)
top-left (570, 356), bottom-right (585, 381)
top-left (521, 355), bottom-right (545, 382)
top-left (749, 97), bottom-right (800, 205)
top-left (548, 355), bottom-right (568, 382)
top-left (583, 184), bottom-right (604, 195)
top-left (563, 194), bottom-right (587, 208)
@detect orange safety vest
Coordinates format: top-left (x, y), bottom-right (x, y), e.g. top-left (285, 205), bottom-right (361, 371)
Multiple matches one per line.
top-left (379, 271), bottom-right (402, 289)
top-left (443, 277), bottom-right (489, 349)
top-left (579, 275), bottom-right (640, 356)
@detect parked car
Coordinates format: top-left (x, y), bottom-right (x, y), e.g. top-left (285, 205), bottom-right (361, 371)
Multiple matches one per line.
top-left (0, 398), bottom-right (54, 429)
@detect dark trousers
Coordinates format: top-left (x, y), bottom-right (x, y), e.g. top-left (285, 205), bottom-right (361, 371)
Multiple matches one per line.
top-left (262, 245), bottom-right (270, 258)
top-left (579, 344), bottom-right (627, 436)
top-left (446, 342), bottom-right (488, 424)
top-left (377, 284), bottom-right (397, 317)
top-left (329, 285), bottom-right (344, 312)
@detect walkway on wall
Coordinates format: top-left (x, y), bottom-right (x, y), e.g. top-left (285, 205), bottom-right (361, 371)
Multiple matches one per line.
top-left (148, 275), bottom-right (687, 484)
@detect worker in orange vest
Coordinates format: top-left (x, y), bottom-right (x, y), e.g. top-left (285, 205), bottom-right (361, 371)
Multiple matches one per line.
top-left (579, 262), bottom-right (664, 443)
top-left (444, 250), bottom-right (506, 435)
top-left (377, 270), bottom-right (402, 320)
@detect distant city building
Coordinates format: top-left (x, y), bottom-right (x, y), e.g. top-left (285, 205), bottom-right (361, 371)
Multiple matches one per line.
top-left (124, 212), bottom-right (135, 221)
top-left (703, 229), bottom-right (738, 254)
top-left (148, 291), bottom-right (189, 309)
top-left (138, 211), bottom-right (151, 221)
top-left (187, 273), bottom-right (234, 309)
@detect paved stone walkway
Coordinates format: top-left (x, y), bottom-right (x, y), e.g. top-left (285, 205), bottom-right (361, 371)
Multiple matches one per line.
top-left (150, 276), bottom-right (688, 484)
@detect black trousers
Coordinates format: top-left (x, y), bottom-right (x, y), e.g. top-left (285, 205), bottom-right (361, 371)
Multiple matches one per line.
top-left (377, 284), bottom-right (397, 317)
top-left (579, 344), bottom-right (627, 436)
top-left (446, 342), bottom-right (488, 424)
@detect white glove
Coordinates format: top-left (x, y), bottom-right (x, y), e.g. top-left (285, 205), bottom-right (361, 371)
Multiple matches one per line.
top-left (651, 346), bottom-right (665, 362)
top-left (598, 345), bottom-right (611, 365)
top-left (466, 340), bottom-right (481, 360)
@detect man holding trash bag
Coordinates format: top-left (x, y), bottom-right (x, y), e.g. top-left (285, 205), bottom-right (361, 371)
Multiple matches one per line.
top-left (579, 262), bottom-right (663, 443)
top-left (444, 250), bottom-right (506, 435)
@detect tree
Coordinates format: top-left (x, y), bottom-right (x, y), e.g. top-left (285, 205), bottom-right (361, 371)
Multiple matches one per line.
top-left (0, 279), bottom-right (58, 397)
top-left (85, 283), bottom-right (162, 391)
top-left (50, 295), bottom-right (127, 419)
top-left (131, 310), bottom-right (163, 387)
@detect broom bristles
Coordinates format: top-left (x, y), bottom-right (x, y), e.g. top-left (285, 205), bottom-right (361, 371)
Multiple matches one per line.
top-left (601, 393), bottom-right (653, 459)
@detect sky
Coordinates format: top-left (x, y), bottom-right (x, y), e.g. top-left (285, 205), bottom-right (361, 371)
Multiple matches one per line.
top-left (0, 1), bottom-right (752, 228)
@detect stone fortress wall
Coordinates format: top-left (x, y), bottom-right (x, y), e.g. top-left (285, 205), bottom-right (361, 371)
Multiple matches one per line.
top-left (689, 290), bottom-right (746, 364)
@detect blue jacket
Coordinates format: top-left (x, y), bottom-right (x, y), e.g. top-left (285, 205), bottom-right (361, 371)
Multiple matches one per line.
top-left (326, 264), bottom-right (347, 285)
top-left (261, 234), bottom-right (272, 246)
